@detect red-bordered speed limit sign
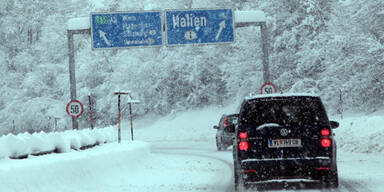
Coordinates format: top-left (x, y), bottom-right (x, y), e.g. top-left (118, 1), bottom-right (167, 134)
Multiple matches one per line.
top-left (261, 82), bottom-right (278, 94)
top-left (66, 100), bottom-right (84, 118)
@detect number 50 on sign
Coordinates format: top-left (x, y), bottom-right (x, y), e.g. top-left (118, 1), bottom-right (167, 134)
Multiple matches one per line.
top-left (66, 100), bottom-right (84, 118)
top-left (261, 83), bottom-right (278, 95)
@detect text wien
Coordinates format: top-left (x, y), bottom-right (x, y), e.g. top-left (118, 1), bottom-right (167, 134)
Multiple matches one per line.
top-left (172, 14), bottom-right (207, 29)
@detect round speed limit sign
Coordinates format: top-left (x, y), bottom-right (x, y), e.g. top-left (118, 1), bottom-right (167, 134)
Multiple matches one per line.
top-left (66, 100), bottom-right (84, 118)
top-left (261, 83), bottom-right (278, 94)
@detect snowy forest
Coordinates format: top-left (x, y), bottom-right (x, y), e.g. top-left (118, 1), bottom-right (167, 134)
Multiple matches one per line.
top-left (0, 0), bottom-right (383, 135)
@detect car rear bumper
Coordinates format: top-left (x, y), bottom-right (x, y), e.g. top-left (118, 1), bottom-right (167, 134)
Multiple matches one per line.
top-left (240, 157), bottom-right (334, 182)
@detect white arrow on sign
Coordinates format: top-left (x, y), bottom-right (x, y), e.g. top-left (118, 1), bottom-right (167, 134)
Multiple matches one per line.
top-left (215, 20), bottom-right (226, 41)
top-left (99, 30), bottom-right (111, 46)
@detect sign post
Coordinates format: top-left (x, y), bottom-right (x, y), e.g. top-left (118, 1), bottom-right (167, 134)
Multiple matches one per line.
top-left (338, 89), bottom-right (343, 119)
top-left (114, 91), bottom-right (140, 143)
top-left (261, 82), bottom-right (278, 94)
top-left (88, 95), bottom-right (94, 129)
top-left (127, 99), bottom-right (140, 141)
top-left (66, 100), bottom-right (85, 118)
top-left (114, 91), bottom-right (130, 144)
top-left (165, 9), bottom-right (234, 45)
top-left (67, 28), bottom-right (90, 129)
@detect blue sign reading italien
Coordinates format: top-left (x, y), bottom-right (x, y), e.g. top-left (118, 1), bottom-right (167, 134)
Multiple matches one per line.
top-left (91, 12), bottom-right (163, 49)
top-left (165, 9), bottom-right (234, 45)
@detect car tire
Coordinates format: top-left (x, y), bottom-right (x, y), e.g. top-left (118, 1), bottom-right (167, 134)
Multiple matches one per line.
top-left (234, 162), bottom-right (246, 192)
top-left (216, 137), bottom-right (223, 151)
top-left (321, 171), bottom-right (339, 188)
top-left (222, 144), bottom-right (228, 151)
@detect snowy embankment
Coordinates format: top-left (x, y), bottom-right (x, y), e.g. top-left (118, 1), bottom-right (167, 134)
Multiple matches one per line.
top-left (0, 141), bottom-right (150, 192)
top-left (0, 126), bottom-right (117, 159)
top-left (334, 115), bottom-right (384, 153)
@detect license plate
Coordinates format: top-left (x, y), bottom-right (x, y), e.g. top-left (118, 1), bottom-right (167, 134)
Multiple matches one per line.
top-left (268, 138), bottom-right (302, 148)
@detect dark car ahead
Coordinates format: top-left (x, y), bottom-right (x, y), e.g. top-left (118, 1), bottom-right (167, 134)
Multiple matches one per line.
top-left (232, 94), bottom-right (339, 191)
top-left (213, 113), bottom-right (238, 151)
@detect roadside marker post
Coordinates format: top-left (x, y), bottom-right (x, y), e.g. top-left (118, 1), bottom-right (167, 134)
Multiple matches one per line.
top-left (127, 99), bottom-right (140, 141)
top-left (114, 91), bottom-right (130, 144)
top-left (338, 89), bottom-right (343, 119)
top-left (114, 91), bottom-right (140, 143)
top-left (88, 95), bottom-right (94, 129)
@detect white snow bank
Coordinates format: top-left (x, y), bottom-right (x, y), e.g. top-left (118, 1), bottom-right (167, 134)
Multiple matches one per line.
top-left (235, 10), bottom-right (266, 23)
top-left (67, 17), bottom-right (90, 30)
top-left (334, 115), bottom-right (384, 153)
top-left (0, 141), bottom-right (150, 192)
top-left (0, 126), bottom-right (117, 159)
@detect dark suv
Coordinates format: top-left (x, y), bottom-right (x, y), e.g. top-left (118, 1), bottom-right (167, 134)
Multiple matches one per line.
top-left (213, 114), bottom-right (238, 151)
top-left (232, 94), bottom-right (339, 191)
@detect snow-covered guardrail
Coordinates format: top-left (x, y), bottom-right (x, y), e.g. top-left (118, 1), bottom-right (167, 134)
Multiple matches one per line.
top-left (0, 127), bottom-right (116, 159)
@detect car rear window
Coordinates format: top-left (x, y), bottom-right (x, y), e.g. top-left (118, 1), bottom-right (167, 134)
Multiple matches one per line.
top-left (226, 115), bottom-right (238, 125)
top-left (240, 97), bottom-right (328, 128)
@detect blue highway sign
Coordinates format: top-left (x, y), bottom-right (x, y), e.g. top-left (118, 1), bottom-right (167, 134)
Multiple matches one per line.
top-left (91, 12), bottom-right (163, 49)
top-left (165, 9), bottom-right (234, 45)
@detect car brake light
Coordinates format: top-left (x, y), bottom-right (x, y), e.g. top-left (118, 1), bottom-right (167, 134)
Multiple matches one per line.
top-left (321, 129), bottom-right (330, 136)
top-left (238, 132), bottom-right (249, 150)
top-left (321, 138), bottom-right (331, 147)
top-left (316, 167), bottom-right (331, 170)
top-left (239, 141), bottom-right (249, 150)
top-left (223, 117), bottom-right (227, 127)
top-left (239, 132), bottom-right (248, 139)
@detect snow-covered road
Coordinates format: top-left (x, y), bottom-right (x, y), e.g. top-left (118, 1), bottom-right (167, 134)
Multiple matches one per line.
top-left (147, 141), bottom-right (384, 192)
top-left (2, 140), bottom-right (382, 192)
top-left (130, 106), bottom-right (384, 192)
top-left (146, 142), bottom-right (234, 192)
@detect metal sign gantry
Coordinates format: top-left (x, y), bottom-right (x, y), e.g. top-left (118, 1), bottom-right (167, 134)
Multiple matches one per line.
top-left (67, 10), bottom-right (269, 130)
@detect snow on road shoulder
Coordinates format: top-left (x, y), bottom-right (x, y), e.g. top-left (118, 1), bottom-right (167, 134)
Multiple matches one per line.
top-left (338, 151), bottom-right (384, 192)
top-left (0, 126), bottom-right (117, 159)
top-left (333, 114), bottom-right (384, 153)
top-left (0, 141), bottom-right (150, 192)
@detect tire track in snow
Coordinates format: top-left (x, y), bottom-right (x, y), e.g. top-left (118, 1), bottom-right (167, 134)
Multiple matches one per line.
top-left (152, 145), bottom-right (368, 192)
top-left (339, 179), bottom-right (372, 192)
top-left (152, 147), bottom-right (234, 192)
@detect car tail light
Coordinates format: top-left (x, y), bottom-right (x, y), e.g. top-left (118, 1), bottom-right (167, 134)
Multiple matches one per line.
top-left (321, 138), bottom-right (331, 147)
top-left (316, 167), bottom-right (331, 170)
top-left (239, 132), bottom-right (248, 139)
top-left (238, 132), bottom-right (249, 151)
top-left (223, 117), bottom-right (227, 127)
top-left (239, 141), bottom-right (249, 150)
top-left (321, 129), bottom-right (330, 136)
top-left (320, 129), bottom-right (332, 148)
